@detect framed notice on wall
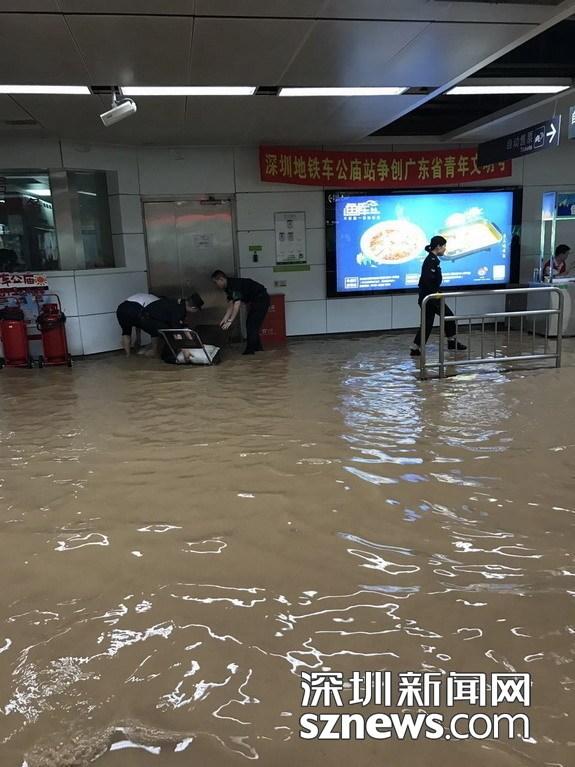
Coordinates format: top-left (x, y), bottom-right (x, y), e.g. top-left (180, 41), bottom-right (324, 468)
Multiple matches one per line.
top-left (274, 211), bottom-right (306, 264)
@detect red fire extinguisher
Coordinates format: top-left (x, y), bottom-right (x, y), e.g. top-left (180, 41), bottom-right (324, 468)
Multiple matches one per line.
top-left (36, 294), bottom-right (72, 368)
top-left (0, 304), bottom-right (32, 369)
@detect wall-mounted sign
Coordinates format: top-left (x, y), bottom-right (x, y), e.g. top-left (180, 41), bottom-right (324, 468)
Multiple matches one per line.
top-left (0, 273), bottom-right (48, 289)
top-left (557, 193), bottom-right (575, 218)
top-left (274, 211), bottom-right (306, 264)
top-left (542, 191), bottom-right (557, 222)
top-left (569, 106), bottom-right (575, 140)
top-left (478, 116), bottom-right (561, 166)
top-left (260, 146), bottom-right (512, 188)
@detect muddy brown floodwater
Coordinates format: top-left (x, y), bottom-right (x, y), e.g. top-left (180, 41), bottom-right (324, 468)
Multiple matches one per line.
top-left (0, 334), bottom-right (573, 767)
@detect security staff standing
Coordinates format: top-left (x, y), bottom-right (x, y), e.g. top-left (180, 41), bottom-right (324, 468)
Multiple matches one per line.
top-left (116, 293), bottom-right (201, 356)
top-left (211, 270), bottom-right (270, 355)
top-left (410, 235), bottom-right (467, 357)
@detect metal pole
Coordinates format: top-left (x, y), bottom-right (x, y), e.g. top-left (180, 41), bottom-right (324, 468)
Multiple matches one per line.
top-left (439, 295), bottom-right (445, 379)
top-left (555, 288), bottom-right (564, 368)
top-left (420, 296), bottom-right (427, 380)
top-left (494, 318), bottom-right (498, 359)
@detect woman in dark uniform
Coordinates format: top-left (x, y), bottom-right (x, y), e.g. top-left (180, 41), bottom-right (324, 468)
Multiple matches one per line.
top-left (410, 235), bottom-right (467, 357)
top-left (211, 270), bottom-right (270, 355)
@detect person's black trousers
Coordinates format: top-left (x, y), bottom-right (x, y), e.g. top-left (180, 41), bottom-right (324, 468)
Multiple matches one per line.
top-left (245, 294), bottom-right (270, 353)
top-left (413, 297), bottom-right (456, 347)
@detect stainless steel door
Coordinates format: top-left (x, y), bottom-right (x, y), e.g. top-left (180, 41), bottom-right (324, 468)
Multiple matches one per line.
top-left (144, 198), bottom-right (235, 325)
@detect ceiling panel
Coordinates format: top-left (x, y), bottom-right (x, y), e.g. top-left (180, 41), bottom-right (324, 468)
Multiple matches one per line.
top-left (190, 18), bottom-right (313, 84)
top-left (330, 94), bottom-right (425, 133)
top-left (195, 1), bottom-right (327, 18)
top-left (377, 21), bottom-right (538, 86)
top-left (0, 14), bottom-right (91, 83)
top-left (322, 0), bottom-right (551, 23)
top-left (0, 96), bottom-right (35, 121)
top-left (58, 1), bottom-right (196, 12)
top-left (183, 95), bottom-right (343, 144)
top-left (66, 15), bottom-right (193, 85)
top-left (14, 94), bottom-right (187, 144)
top-left (282, 20), bottom-right (429, 87)
top-left (0, 2), bottom-right (59, 10)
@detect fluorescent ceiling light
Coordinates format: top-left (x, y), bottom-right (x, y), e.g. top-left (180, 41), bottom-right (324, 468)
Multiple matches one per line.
top-left (447, 84), bottom-right (570, 96)
top-left (29, 188), bottom-right (52, 196)
top-left (279, 87), bottom-right (407, 97)
top-left (121, 86), bottom-right (256, 96)
top-left (0, 85), bottom-right (90, 95)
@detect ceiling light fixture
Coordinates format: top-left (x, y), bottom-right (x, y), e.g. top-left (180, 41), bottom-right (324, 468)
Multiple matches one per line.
top-left (447, 84), bottom-right (570, 96)
top-left (121, 86), bottom-right (256, 96)
top-left (279, 87), bottom-right (407, 97)
top-left (0, 85), bottom-right (90, 95)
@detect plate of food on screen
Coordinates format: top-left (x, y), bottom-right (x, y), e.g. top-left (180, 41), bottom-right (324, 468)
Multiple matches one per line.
top-left (357, 219), bottom-right (427, 266)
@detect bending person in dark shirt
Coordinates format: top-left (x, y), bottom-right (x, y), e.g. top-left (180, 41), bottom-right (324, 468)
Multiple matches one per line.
top-left (211, 270), bottom-right (270, 355)
top-left (410, 235), bottom-right (467, 357)
top-left (116, 293), bottom-right (201, 357)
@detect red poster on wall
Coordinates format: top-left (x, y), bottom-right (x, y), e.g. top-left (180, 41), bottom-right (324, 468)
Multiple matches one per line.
top-left (260, 146), bottom-right (512, 188)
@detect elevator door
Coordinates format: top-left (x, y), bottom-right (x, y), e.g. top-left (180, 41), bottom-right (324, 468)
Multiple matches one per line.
top-left (143, 198), bottom-right (235, 325)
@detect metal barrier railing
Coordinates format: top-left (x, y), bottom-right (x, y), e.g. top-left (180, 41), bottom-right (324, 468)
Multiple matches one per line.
top-left (419, 287), bottom-right (564, 380)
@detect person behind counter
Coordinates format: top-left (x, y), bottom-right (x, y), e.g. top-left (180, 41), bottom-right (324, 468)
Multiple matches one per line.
top-left (410, 235), bottom-right (467, 357)
top-left (543, 244), bottom-right (570, 279)
top-left (211, 270), bottom-right (270, 355)
top-left (116, 292), bottom-right (203, 357)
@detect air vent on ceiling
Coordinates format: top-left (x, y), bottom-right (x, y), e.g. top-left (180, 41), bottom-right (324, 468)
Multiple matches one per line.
top-left (90, 85), bottom-right (116, 96)
top-left (255, 86), bottom-right (280, 96)
top-left (404, 87), bottom-right (437, 95)
top-left (3, 119), bottom-right (38, 126)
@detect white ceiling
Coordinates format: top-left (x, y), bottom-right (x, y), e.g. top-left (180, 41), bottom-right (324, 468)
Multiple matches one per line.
top-left (0, 0), bottom-right (573, 145)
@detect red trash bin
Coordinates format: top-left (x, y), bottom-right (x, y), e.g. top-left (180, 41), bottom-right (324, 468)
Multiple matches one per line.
top-left (260, 293), bottom-right (286, 348)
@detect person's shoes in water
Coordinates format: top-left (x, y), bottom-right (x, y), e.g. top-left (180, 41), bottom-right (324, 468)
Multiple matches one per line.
top-left (410, 346), bottom-right (421, 357)
top-left (447, 339), bottom-right (467, 351)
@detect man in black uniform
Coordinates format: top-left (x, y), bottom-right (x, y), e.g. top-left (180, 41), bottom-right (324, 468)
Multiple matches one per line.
top-left (410, 235), bottom-right (467, 357)
top-left (211, 270), bottom-right (270, 355)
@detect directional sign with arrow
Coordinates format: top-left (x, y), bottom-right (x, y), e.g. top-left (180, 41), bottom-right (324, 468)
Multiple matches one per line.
top-left (478, 116), bottom-right (561, 166)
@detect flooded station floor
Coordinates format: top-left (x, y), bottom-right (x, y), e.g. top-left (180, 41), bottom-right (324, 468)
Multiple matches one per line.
top-left (0, 333), bottom-right (573, 767)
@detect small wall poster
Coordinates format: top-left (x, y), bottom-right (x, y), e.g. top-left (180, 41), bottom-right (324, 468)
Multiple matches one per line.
top-left (274, 211), bottom-right (306, 264)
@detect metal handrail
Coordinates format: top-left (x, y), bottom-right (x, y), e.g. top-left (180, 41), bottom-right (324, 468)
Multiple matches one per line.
top-left (419, 286), bottom-right (564, 380)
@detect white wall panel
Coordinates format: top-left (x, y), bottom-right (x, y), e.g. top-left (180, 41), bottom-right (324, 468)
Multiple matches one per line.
top-left (45, 275), bottom-right (78, 317)
top-left (61, 142), bottom-right (139, 195)
top-left (285, 300), bottom-right (326, 336)
top-left (112, 233), bottom-right (147, 271)
top-left (523, 140), bottom-right (575, 188)
top-left (240, 265), bottom-right (325, 301)
top-left (75, 270), bottom-right (148, 315)
top-left (236, 191), bottom-right (324, 231)
top-left (392, 293), bottom-right (420, 329)
top-left (79, 313), bottom-right (121, 354)
top-left (109, 194), bottom-right (144, 235)
top-left (237, 227), bottom-right (325, 269)
top-left (137, 147), bottom-right (235, 196)
top-left (64, 315), bottom-right (83, 356)
top-left (326, 296), bottom-right (391, 333)
top-left (0, 138), bottom-right (62, 169)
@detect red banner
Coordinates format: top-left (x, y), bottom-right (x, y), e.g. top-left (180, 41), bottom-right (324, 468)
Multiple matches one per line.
top-left (260, 146), bottom-right (512, 188)
top-left (0, 272), bottom-right (48, 290)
